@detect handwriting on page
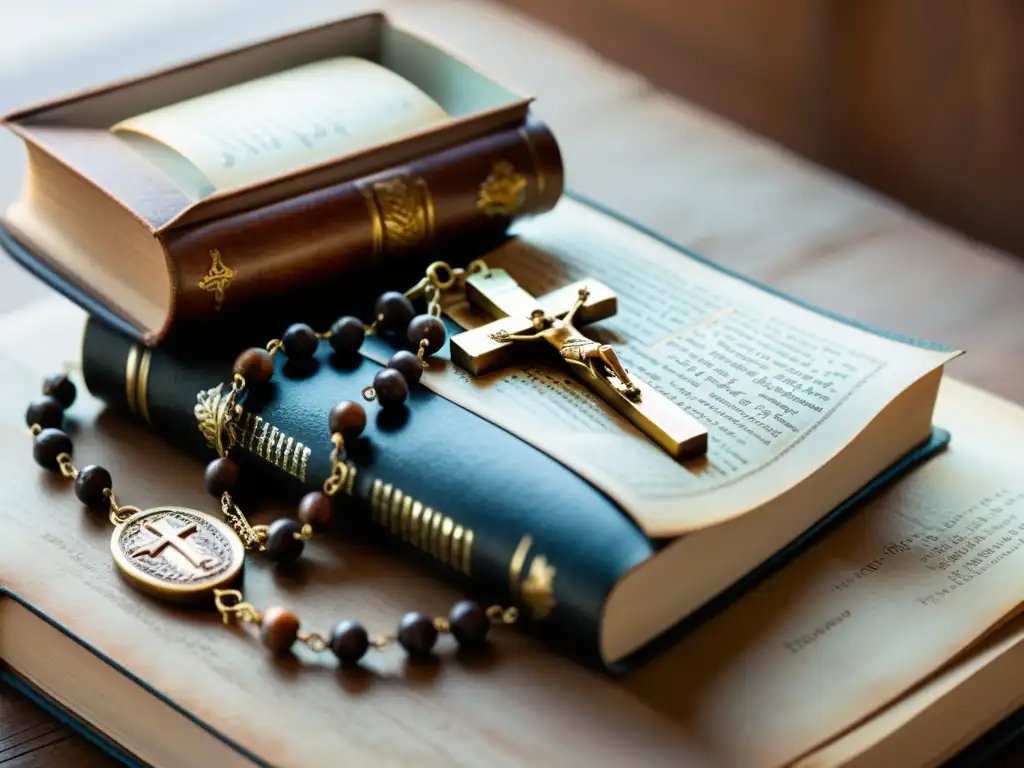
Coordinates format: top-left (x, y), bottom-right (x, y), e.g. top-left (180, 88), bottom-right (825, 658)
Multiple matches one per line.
top-left (112, 57), bottom-right (449, 192)
top-left (209, 95), bottom-right (421, 172)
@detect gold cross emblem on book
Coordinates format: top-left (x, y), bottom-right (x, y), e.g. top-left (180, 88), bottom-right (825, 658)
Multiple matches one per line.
top-left (449, 269), bottom-right (709, 460)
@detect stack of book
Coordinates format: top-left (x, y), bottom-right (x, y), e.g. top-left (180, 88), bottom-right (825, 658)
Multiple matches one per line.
top-left (2, 11), bottom-right (1023, 768)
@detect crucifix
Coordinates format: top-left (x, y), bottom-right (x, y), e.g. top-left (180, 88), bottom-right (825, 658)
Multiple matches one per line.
top-left (449, 268), bottom-right (708, 460)
top-left (131, 516), bottom-right (216, 570)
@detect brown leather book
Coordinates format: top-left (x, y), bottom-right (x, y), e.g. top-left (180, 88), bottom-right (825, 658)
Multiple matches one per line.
top-left (0, 13), bottom-right (563, 345)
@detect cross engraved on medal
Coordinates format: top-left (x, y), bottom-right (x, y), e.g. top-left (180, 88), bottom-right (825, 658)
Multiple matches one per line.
top-left (449, 269), bottom-right (709, 460)
top-left (110, 507), bottom-right (244, 603)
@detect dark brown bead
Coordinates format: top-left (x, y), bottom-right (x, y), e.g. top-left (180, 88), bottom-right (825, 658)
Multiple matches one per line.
top-left (373, 368), bottom-right (409, 409)
top-left (330, 620), bottom-right (369, 664)
top-left (407, 314), bottom-right (447, 356)
top-left (265, 518), bottom-right (305, 563)
top-left (204, 457), bottom-right (240, 497)
top-left (33, 428), bottom-right (72, 472)
top-left (260, 606), bottom-right (300, 656)
top-left (374, 291), bottom-right (415, 335)
top-left (328, 316), bottom-right (366, 355)
top-left (42, 374), bottom-right (76, 408)
top-left (397, 611), bottom-right (438, 658)
top-left (297, 490), bottom-right (334, 530)
top-left (328, 400), bottom-right (367, 439)
top-left (26, 396), bottom-right (64, 430)
top-left (233, 347), bottom-right (275, 385)
top-left (282, 323), bottom-right (320, 360)
top-left (388, 350), bottom-right (423, 386)
top-left (74, 464), bottom-right (112, 511)
top-left (449, 600), bottom-right (490, 648)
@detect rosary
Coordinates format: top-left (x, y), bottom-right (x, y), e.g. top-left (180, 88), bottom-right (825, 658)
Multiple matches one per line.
top-left (25, 257), bottom-right (708, 664)
top-left (25, 260), bottom-right (518, 665)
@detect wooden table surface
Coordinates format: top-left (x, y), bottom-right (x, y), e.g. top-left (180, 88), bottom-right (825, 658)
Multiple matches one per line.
top-left (3, 0), bottom-right (1024, 765)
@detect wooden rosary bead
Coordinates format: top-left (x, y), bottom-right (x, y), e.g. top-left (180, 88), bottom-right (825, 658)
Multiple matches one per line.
top-left (374, 291), bottom-right (415, 334)
top-left (397, 611), bottom-right (438, 658)
top-left (265, 518), bottom-right (305, 563)
top-left (328, 400), bottom-right (367, 439)
top-left (74, 464), bottom-right (112, 511)
top-left (373, 368), bottom-right (409, 409)
top-left (297, 490), bottom-right (334, 530)
top-left (449, 600), bottom-right (490, 648)
top-left (204, 457), bottom-right (240, 497)
top-left (42, 374), bottom-right (76, 408)
top-left (26, 396), bottom-right (64, 430)
top-left (33, 428), bottom-right (73, 472)
top-left (329, 620), bottom-right (369, 664)
top-left (407, 314), bottom-right (447, 356)
top-left (282, 323), bottom-right (319, 360)
top-left (388, 350), bottom-right (423, 386)
top-left (328, 316), bottom-right (365, 355)
top-left (233, 347), bottom-right (275, 385)
top-left (260, 606), bottom-right (300, 656)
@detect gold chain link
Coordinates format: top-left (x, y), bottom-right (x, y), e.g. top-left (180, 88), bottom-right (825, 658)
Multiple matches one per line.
top-left (105, 489), bottom-right (141, 526)
top-left (323, 433), bottom-right (348, 496)
top-left (298, 632), bottom-right (329, 652)
top-left (213, 589), bottom-right (264, 625)
top-left (55, 452), bottom-right (78, 479)
top-left (486, 605), bottom-right (520, 625)
top-left (220, 492), bottom-right (267, 551)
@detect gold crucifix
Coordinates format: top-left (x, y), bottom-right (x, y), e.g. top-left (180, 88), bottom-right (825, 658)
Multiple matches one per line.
top-left (449, 269), bottom-right (708, 460)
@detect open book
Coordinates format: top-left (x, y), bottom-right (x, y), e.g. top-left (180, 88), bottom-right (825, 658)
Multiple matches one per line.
top-left (0, 13), bottom-right (561, 343)
top-left (111, 56), bottom-right (451, 200)
top-left (67, 196), bottom-right (959, 668)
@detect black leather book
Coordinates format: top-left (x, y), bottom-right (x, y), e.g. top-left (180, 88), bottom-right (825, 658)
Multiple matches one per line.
top-left (73, 196), bottom-right (958, 669)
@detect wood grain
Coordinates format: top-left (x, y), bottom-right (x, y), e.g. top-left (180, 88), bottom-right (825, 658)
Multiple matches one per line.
top-left (2, 0), bottom-right (1024, 765)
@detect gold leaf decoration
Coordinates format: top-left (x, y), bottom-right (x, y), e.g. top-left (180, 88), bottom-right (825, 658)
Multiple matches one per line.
top-left (197, 249), bottom-right (234, 310)
top-left (521, 554), bottom-right (557, 619)
top-left (366, 176), bottom-right (434, 251)
top-left (477, 160), bottom-right (528, 217)
top-left (194, 383), bottom-right (238, 457)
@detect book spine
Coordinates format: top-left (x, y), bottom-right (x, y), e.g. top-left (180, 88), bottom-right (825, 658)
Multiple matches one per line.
top-left (81, 317), bottom-right (654, 667)
top-left (161, 118), bottom-right (563, 332)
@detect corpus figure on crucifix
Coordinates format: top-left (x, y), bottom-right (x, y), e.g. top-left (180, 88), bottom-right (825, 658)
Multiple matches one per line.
top-left (490, 287), bottom-right (640, 401)
top-left (449, 267), bottom-right (709, 461)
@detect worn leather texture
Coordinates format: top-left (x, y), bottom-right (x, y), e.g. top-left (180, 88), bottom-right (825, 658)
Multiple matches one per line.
top-left (0, 116), bottom-right (561, 344)
top-left (163, 117), bottom-right (563, 329)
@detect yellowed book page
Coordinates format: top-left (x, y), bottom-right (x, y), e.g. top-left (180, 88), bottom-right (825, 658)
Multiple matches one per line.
top-left (621, 378), bottom-right (1024, 768)
top-left (795, 618), bottom-right (1024, 768)
top-left (111, 57), bottom-right (448, 193)
top-left (365, 199), bottom-right (957, 536)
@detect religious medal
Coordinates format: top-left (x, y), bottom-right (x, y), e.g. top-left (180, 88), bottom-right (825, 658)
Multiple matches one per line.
top-left (110, 506), bottom-right (245, 604)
